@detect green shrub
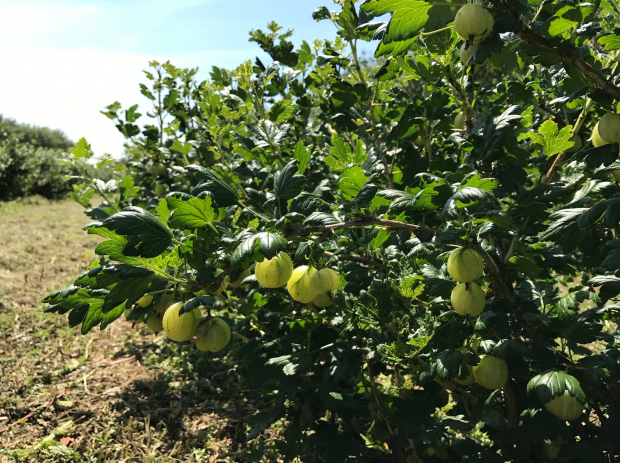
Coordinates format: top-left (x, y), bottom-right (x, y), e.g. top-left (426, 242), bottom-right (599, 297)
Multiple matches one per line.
top-left (0, 135), bottom-right (77, 200)
top-left (0, 115), bottom-right (73, 150)
top-left (44, 3), bottom-right (620, 462)
top-left (0, 118), bottom-right (119, 201)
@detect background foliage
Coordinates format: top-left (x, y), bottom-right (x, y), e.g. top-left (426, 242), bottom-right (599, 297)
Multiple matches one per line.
top-left (43, 0), bottom-right (620, 461)
top-left (0, 116), bottom-right (118, 201)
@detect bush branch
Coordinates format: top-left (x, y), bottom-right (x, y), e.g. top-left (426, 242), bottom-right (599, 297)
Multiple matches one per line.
top-left (285, 218), bottom-right (435, 239)
top-left (489, 0), bottom-right (620, 100)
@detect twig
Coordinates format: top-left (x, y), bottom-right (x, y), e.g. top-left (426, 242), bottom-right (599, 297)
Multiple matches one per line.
top-left (488, 0), bottom-right (620, 100)
top-left (545, 98), bottom-right (593, 182)
top-left (0, 389), bottom-right (68, 433)
top-left (107, 356), bottom-right (135, 366)
top-left (367, 360), bottom-right (408, 463)
top-left (460, 239), bottom-right (542, 341)
top-left (308, 304), bottom-right (342, 333)
top-left (285, 218), bottom-right (435, 239)
top-left (323, 251), bottom-right (384, 268)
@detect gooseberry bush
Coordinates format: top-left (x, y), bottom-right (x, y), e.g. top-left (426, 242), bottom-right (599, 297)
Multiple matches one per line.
top-left (45, 1), bottom-right (620, 461)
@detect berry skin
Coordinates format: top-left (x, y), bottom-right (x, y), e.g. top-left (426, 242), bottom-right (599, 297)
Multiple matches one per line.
top-left (255, 253), bottom-right (294, 288)
top-left (287, 266), bottom-right (317, 303)
top-left (473, 355), bottom-right (508, 389)
top-left (597, 113), bottom-right (620, 145)
top-left (313, 292), bottom-right (333, 308)
top-left (545, 390), bottom-right (584, 421)
top-left (451, 282), bottom-right (486, 315)
top-left (454, 111), bottom-right (466, 129)
top-left (592, 123), bottom-right (606, 147)
top-left (136, 294), bottom-right (153, 307)
top-left (454, 4), bottom-right (494, 44)
top-left (447, 247), bottom-right (484, 282)
top-left (146, 313), bottom-right (164, 332)
top-left (162, 302), bottom-right (201, 342)
top-left (195, 317), bottom-right (231, 352)
top-left (311, 268), bottom-right (340, 294)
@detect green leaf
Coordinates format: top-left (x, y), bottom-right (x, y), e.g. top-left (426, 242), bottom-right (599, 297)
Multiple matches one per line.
top-left (187, 165), bottom-right (240, 207)
top-left (231, 232), bottom-right (288, 268)
top-left (598, 34), bottom-right (620, 51)
top-left (125, 104), bottom-right (141, 123)
top-left (547, 17), bottom-right (578, 37)
top-left (528, 120), bottom-right (574, 158)
top-left (460, 174), bottom-right (499, 193)
top-left (271, 160), bottom-right (307, 203)
top-left (70, 137), bottom-right (93, 160)
top-left (325, 133), bottom-right (367, 172)
top-left (428, 349), bottom-right (477, 382)
top-left (81, 299), bottom-right (106, 334)
top-left (361, 0), bottom-right (461, 49)
top-left (168, 196), bottom-right (218, 231)
top-left (155, 198), bottom-right (172, 227)
top-left (102, 207), bottom-right (173, 258)
top-left (118, 176), bottom-right (140, 199)
top-left (510, 256), bottom-right (542, 279)
top-left (555, 289), bottom-right (592, 319)
top-left (267, 100), bottom-right (296, 123)
top-left (289, 194), bottom-right (322, 216)
top-left (293, 141), bottom-right (311, 175)
top-left (339, 165), bottom-right (368, 200)
top-left (171, 141), bottom-right (192, 156)
top-left (370, 229), bottom-right (392, 251)
top-left (101, 302), bottom-right (126, 330)
top-left (85, 224), bottom-right (143, 265)
top-left (589, 275), bottom-right (620, 302)
top-left (527, 370), bottom-right (586, 404)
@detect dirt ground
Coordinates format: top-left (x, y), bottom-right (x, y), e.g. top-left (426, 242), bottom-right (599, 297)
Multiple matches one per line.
top-left (0, 197), bottom-right (262, 462)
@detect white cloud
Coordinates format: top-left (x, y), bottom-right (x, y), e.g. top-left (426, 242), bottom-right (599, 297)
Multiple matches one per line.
top-left (0, 0), bottom-right (255, 157)
top-left (0, 0), bottom-right (373, 158)
top-left (0, 47), bottom-right (253, 157)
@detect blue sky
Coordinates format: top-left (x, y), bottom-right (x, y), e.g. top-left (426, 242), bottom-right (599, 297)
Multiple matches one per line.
top-left (0, 0), bottom-right (376, 157)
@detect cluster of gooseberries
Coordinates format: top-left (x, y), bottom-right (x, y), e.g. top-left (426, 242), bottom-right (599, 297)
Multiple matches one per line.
top-left (454, 4), bottom-right (494, 68)
top-left (256, 253), bottom-right (340, 307)
top-left (124, 290), bottom-right (231, 353)
top-left (124, 252), bottom-right (339, 353)
top-left (444, 247), bottom-right (509, 390)
top-left (448, 246), bottom-right (486, 316)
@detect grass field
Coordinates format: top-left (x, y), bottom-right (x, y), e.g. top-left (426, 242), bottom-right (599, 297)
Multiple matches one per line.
top-left (0, 197), bottom-right (263, 462)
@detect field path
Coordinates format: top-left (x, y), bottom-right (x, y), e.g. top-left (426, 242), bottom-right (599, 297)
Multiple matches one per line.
top-left (0, 198), bottom-right (250, 462)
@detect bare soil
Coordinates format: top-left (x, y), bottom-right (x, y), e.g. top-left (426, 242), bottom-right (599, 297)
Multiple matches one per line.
top-left (0, 197), bottom-right (260, 462)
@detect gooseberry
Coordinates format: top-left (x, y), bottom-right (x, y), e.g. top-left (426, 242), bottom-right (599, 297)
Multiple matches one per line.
top-left (454, 4), bottom-right (494, 44)
top-left (597, 113), bottom-right (620, 145)
top-left (195, 317), bottom-right (231, 352)
top-left (255, 253), bottom-right (294, 288)
top-left (313, 292), bottom-right (333, 308)
top-left (447, 247), bottom-right (484, 282)
top-left (146, 313), bottom-right (164, 332)
top-left (287, 266), bottom-right (317, 303)
top-left (311, 268), bottom-right (340, 294)
top-left (473, 355), bottom-right (508, 389)
top-left (229, 268), bottom-right (251, 288)
top-left (451, 282), bottom-right (485, 315)
top-left (162, 301), bottom-right (201, 342)
top-left (545, 390), bottom-right (584, 421)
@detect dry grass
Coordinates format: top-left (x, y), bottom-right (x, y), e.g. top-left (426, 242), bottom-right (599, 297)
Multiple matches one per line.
top-left (0, 198), bottom-right (261, 462)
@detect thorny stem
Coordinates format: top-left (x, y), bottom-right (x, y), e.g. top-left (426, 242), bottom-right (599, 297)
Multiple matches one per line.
top-left (308, 304), bottom-right (341, 333)
top-left (285, 218), bottom-right (435, 239)
top-left (545, 97), bottom-right (593, 182)
top-left (322, 251), bottom-right (384, 268)
top-left (488, 0), bottom-right (620, 100)
top-left (239, 201), bottom-right (270, 222)
top-left (366, 360), bottom-right (408, 463)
